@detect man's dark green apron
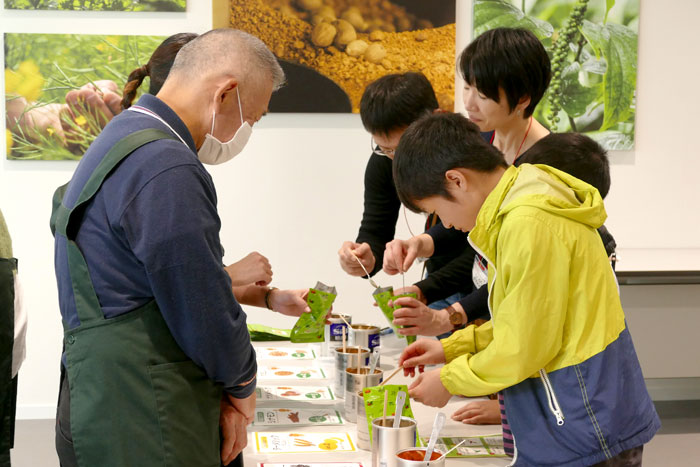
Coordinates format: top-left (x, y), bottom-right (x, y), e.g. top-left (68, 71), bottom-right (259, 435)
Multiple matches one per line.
top-left (0, 256), bottom-right (17, 466)
top-left (52, 129), bottom-right (224, 467)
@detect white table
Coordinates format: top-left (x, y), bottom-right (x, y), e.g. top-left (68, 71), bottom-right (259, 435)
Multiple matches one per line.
top-left (244, 334), bottom-right (510, 466)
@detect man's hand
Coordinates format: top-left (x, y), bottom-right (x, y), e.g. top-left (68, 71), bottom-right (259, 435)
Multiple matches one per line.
top-left (269, 289), bottom-right (312, 317)
top-left (451, 400), bottom-right (501, 425)
top-left (408, 368), bottom-right (452, 408)
top-left (220, 392), bottom-right (256, 464)
top-left (398, 338), bottom-right (446, 378)
top-left (338, 241), bottom-right (375, 277)
top-left (391, 296), bottom-right (452, 337)
top-left (383, 234), bottom-right (434, 275)
top-left (225, 252), bottom-right (273, 287)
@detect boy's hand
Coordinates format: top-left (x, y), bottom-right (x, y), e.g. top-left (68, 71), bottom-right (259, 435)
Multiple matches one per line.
top-left (391, 296), bottom-right (452, 337)
top-left (383, 234), bottom-right (435, 275)
top-left (451, 400), bottom-right (501, 425)
top-left (398, 338), bottom-right (445, 377)
top-left (338, 241), bottom-right (376, 277)
top-left (408, 368), bottom-right (452, 407)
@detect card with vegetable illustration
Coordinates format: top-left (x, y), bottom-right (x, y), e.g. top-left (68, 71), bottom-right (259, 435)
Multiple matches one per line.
top-left (254, 432), bottom-right (355, 454)
top-left (259, 464), bottom-right (364, 467)
top-left (420, 434), bottom-right (507, 458)
top-left (257, 365), bottom-right (326, 380)
top-left (256, 385), bottom-right (335, 402)
top-left (252, 408), bottom-right (344, 426)
top-left (257, 346), bottom-right (316, 360)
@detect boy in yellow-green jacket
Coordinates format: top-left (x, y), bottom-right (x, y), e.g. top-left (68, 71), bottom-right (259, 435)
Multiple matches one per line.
top-left (395, 113), bottom-right (659, 466)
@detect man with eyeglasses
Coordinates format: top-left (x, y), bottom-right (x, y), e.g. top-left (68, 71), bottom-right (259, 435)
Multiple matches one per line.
top-left (338, 72), bottom-right (487, 338)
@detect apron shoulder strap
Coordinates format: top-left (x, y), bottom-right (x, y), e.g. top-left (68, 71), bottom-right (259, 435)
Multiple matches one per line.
top-left (54, 128), bottom-right (176, 325)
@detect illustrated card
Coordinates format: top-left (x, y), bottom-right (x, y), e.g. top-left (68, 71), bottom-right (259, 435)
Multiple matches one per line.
top-left (256, 346), bottom-right (316, 360)
top-left (255, 385), bottom-right (335, 402)
top-left (257, 365), bottom-right (326, 380)
top-left (252, 408), bottom-right (343, 426)
top-left (254, 432), bottom-right (355, 454)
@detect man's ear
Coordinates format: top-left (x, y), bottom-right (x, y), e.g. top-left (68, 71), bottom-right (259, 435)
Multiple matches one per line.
top-left (213, 78), bottom-right (239, 113)
top-left (445, 169), bottom-right (469, 193)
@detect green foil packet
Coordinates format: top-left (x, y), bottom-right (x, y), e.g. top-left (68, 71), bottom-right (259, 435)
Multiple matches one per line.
top-left (393, 292), bottom-right (418, 345)
top-left (247, 324), bottom-right (291, 341)
top-left (373, 287), bottom-right (417, 343)
top-left (362, 384), bottom-right (421, 445)
top-left (290, 281), bottom-right (337, 343)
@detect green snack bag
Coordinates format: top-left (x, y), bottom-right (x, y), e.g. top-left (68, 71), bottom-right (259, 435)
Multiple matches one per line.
top-left (393, 292), bottom-right (418, 345)
top-left (247, 324), bottom-right (291, 341)
top-left (290, 281), bottom-right (337, 343)
top-left (362, 384), bottom-right (421, 445)
top-left (373, 286), bottom-right (402, 339)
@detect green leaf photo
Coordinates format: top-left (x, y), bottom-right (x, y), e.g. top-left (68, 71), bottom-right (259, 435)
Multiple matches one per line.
top-left (4, 0), bottom-right (186, 12)
top-left (473, 0), bottom-right (639, 150)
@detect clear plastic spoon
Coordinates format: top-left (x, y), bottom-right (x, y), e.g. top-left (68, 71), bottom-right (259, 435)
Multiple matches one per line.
top-left (393, 391), bottom-right (406, 428)
top-left (424, 412), bottom-right (446, 463)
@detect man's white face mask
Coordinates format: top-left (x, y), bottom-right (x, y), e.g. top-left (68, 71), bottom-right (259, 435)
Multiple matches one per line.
top-left (197, 86), bottom-right (252, 165)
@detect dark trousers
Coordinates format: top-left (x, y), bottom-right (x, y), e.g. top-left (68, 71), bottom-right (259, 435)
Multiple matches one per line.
top-left (592, 445), bottom-right (644, 466)
top-left (55, 370), bottom-right (244, 467)
top-left (0, 376), bottom-right (18, 467)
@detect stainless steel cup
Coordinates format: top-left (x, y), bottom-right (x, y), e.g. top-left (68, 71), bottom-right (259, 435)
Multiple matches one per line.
top-left (356, 390), bottom-right (371, 451)
top-left (372, 416), bottom-right (417, 467)
top-left (323, 314), bottom-right (352, 356)
top-left (344, 367), bottom-right (383, 422)
top-left (334, 346), bottom-right (370, 396)
top-left (395, 447), bottom-right (446, 467)
top-left (349, 324), bottom-right (381, 354)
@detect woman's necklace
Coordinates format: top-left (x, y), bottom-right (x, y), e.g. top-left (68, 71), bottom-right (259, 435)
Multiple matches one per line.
top-left (513, 116), bottom-right (533, 162)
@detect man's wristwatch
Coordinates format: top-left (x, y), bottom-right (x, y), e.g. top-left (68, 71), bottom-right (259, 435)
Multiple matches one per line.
top-left (446, 304), bottom-right (465, 330)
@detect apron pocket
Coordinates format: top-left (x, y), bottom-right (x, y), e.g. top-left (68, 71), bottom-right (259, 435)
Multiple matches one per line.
top-left (149, 361), bottom-right (222, 467)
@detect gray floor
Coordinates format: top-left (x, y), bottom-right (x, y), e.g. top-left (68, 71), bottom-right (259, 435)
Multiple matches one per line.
top-left (9, 401), bottom-right (700, 466)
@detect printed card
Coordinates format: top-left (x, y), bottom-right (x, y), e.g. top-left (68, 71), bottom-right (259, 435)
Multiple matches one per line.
top-left (252, 408), bottom-right (344, 426)
top-left (254, 432), bottom-right (355, 454)
top-left (257, 347), bottom-right (316, 360)
top-left (420, 434), bottom-right (507, 458)
top-left (257, 365), bottom-right (326, 380)
top-left (259, 463), bottom-right (363, 467)
top-left (256, 385), bottom-right (335, 402)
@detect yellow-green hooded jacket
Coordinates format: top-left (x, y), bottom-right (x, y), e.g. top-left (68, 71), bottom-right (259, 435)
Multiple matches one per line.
top-left (439, 164), bottom-right (659, 466)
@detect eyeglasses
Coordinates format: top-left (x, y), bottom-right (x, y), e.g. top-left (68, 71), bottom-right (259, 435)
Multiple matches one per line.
top-left (371, 137), bottom-right (395, 158)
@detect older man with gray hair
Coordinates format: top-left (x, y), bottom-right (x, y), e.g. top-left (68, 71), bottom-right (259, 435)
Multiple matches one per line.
top-left (52, 29), bottom-right (284, 467)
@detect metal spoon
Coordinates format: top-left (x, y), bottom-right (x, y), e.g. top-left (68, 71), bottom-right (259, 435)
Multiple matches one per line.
top-left (424, 412), bottom-right (446, 463)
top-left (351, 251), bottom-right (380, 289)
top-left (393, 391), bottom-right (406, 428)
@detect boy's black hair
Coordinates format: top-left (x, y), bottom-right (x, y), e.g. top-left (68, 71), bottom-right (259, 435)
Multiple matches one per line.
top-left (393, 112), bottom-right (507, 213)
top-left (360, 72), bottom-right (439, 136)
top-left (459, 27), bottom-right (551, 118)
top-left (518, 132), bottom-right (611, 198)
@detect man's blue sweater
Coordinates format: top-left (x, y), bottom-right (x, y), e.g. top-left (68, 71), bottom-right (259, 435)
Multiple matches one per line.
top-left (54, 94), bottom-right (256, 397)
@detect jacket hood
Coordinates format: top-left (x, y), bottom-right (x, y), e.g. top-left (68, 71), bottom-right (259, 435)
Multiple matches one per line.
top-left (469, 164), bottom-right (607, 262)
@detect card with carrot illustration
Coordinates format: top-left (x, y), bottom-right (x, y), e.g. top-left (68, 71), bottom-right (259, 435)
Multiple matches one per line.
top-left (254, 432), bottom-right (355, 454)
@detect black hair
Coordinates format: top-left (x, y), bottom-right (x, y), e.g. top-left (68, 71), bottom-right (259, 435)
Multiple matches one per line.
top-left (459, 27), bottom-right (551, 118)
top-left (518, 132), bottom-right (611, 198)
top-left (393, 112), bottom-right (508, 213)
top-left (359, 72), bottom-right (439, 136)
top-left (121, 32), bottom-right (198, 109)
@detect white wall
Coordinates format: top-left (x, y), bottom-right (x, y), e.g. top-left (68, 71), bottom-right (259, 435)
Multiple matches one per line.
top-left (1, 0), bottom-right (699, 418)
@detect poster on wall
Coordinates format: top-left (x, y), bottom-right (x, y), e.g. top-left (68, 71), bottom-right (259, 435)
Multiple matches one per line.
top-left (4, 33), bottom-right (165, 160)
top-left (473, 0), bottom-right (640, 150)
top-left (4, 0), bottom-right (186, 11)
top-left (226, 0), bottom-right (456, 113)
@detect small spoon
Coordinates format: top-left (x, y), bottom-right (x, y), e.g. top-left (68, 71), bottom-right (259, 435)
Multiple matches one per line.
top-left (424, 412), bottom-right (446, 463)
top-left (369, 348), bottom-right (380, 375)
top-left (351, 251), bottom-right (380, 289)
top-left (393, 391), bottom-right (406, 428)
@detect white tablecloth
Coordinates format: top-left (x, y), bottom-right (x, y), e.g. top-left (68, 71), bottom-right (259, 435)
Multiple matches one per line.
top-left (244, 334), bottom-right (510, 466)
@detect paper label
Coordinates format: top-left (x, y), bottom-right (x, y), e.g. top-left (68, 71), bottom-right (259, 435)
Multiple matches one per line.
top-left (257, 365), bottom-right (326, 380)
top-left (255, 385), bottom-right (335, 402)
top-left (252, 408), bottom-right (344, 426)
top-left (254, 432), bottom-right (355, 454)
